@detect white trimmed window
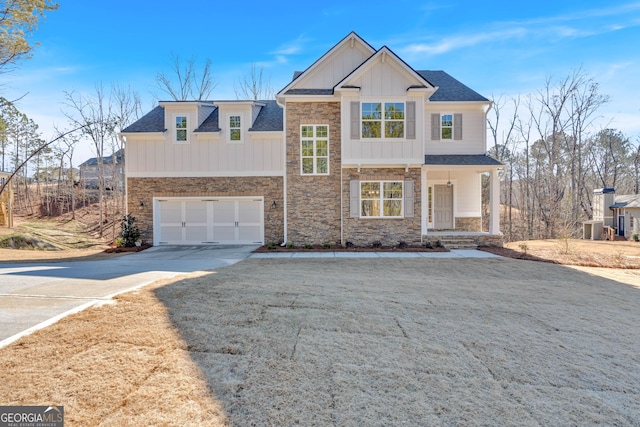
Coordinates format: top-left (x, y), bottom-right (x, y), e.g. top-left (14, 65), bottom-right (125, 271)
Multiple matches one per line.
top-left (441, 114), bottom-right (453, 140)
top-left (360, 181), bottom-right (403, 217)
top-left (431, 113), bottom-right (462, 141)
top-left (361, 102), bottom-right (405, 138)
top-left (301, 125), bottom-right (329, 175)
top-left (175, 115), bottom-right (188, 143)
top-left (229, 115), bottom-right (242, 143)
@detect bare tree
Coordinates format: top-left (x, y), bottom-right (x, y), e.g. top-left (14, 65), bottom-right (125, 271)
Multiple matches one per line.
top-left (234, 63), bottom-right (274, 100)
top-left (156, 54), bottom-right (217, 100)
top-left (63, 85), bottom-right (117, 237)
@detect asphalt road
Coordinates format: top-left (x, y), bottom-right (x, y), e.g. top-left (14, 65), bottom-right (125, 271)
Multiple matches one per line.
top-left (0, 245), bottom-right (258, 347)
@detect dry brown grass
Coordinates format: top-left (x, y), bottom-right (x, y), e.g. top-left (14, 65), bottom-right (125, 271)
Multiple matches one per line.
top-left (0, 272), bottom-right (229, 426)
top-left (481, 238), bottom-right (640, 269)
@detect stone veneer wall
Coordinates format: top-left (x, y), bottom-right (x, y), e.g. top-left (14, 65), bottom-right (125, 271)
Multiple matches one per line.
top-left (455, 217), bottom-right (482, 232)
top-left (285, 102), bottom-right (342, 245)
top-left (127, 176), bottom-right (283, 244)
top-left (342, 168), bottom-right (422, 246)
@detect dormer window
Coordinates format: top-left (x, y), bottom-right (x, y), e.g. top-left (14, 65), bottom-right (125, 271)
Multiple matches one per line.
top-left (175, 115), bottom-right (188, 143)
top-left (229, 115), bottom-right (242, 141)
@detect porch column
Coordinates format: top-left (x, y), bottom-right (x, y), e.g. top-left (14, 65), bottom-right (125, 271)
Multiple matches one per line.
top-left (489, 169), bottom-right (501, 235)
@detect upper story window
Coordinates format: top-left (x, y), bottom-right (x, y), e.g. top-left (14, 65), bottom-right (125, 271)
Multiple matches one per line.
top-left (229, 115), bottom-right (242, 142)
top-left (360, 181), bottom-right (403, 218)
top-left (361, 102), bottom-right (404, 138)
top-left (431, 113), bottom-right (462, 141)
top-left (441, 114), bottom-right (453, 140)
top-left (175, 116), bottom-right (188, 143)
top-left (301, 125), bottom-right (329, 175)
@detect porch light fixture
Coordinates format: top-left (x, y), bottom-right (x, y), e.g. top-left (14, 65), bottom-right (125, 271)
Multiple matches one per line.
top-left (447, 171), bottom-right (452, 188)
top-left (271, 200), bottom-right (277, 209)
top-left (139, 200), bottom-right (145, 208)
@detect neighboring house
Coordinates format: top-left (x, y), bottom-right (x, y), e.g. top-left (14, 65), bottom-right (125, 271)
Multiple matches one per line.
top-left (78, 149), bottom-right (124, 189)
top-left (120, 32), bottom-right (503, 246)
top-left (584, 188), bottom-right (640, 239)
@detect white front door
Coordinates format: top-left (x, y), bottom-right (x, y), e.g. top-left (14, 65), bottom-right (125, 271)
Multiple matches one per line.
top-left (156, 198), bottom-right (263, 245)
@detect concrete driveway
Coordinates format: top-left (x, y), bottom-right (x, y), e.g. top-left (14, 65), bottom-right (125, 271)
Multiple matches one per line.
top-left (0, 245), bottom-right (258, 346)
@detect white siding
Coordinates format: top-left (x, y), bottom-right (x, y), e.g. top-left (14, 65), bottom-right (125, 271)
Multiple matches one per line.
top-left (126, 133), bottom-right (283, 177)
top-left (295, 43), bottom-right (372, 89)
top-left (351, 61), bottom-right (416, 97)
top-left (341, 95), bottom-right (424, 165)
top-left (424, 106), bottom-right (486, 155)
top-left (426, 169), bottom-right (482, 216)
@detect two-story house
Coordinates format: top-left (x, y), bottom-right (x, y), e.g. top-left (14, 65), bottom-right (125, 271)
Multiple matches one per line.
top-left (120, 32), bottom-right (502, 247)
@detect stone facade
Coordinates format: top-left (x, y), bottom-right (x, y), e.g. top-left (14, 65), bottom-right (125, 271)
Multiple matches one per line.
top-left (285, 102), bottom-right (342, 245)
top-left (342, 168), bottom-right (422, 246)
top-left (127, 176), bottom-right (284, 244)
top-left (455, 217), bottom-right (482, 232)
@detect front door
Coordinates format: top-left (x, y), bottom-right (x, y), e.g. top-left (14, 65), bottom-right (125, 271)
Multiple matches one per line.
top-left (434, 184), bottom-right (453, 229)
top-left (618, 212), bottom-right (625, 236)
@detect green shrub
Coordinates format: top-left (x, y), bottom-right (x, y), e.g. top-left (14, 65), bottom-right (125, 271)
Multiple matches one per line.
top-left (119, 214), bottom-right (141, 247)
top-left (633, 233), bottom-right (640, 242)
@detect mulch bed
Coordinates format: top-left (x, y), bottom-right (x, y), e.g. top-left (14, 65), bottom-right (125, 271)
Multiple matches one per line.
top-left (104, 244), bottom-right (152, 253)
top-left (254, 244), bottom-right (449, 253)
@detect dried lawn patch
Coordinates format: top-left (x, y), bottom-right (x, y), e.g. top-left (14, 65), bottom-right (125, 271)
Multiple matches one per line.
top-left (481, 238), bottom-right (640, 269)
top-left (0, 272), bottom-right (229, 426)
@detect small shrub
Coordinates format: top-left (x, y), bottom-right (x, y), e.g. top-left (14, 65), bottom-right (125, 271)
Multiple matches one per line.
top-left (286, 242), bottom-right (295, 248)
top-left (345, 241), bottom-right (355, 248)
top-left (304, 244), bottom-right (313, 249)
top-left (114, 237), bottom-right (124, 248)
top-left (633, 233), bottom-right (640, 242)
top-left (266, 242), bottom-right (277, 250)
top-left (397, 241), bottom-right (408, 249)
top-left (119, 214), bottom-right (141, 247)
top-left (423, 242), bottom-right (433, 249)
top-left (323, 242), bottom-right (332, 249)
top-left (518, 242), bottom-right (529, 256)
top-left (372, 240), bottom-right (382, 248)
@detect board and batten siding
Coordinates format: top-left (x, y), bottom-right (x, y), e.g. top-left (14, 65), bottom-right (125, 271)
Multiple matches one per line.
top-left (424, 106), bottom-right (486, 155)
top-left (125, 134), bottom-right (284, 177)
top-left (294, 43), bottom-right (373, 89)
top-left (341, 97), bottom-right (424, 165)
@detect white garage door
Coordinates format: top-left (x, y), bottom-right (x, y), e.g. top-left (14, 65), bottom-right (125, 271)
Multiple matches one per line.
top-left (155, 198), bottom-right (263, 245)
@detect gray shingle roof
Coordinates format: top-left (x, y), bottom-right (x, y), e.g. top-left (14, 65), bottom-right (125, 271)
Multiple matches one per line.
top-left (249, 100), bottom-right (283, 131)
top-left (123, 101), bottom-right (283, 134)
top-left (418, 71), bottom-right (489, 102)
top-left (79, 149), bottom-right (124, 167)
top-left (283, 70), bottom-right (488, 102)
top-left (121, 106), bottom-right (165, 133)
top-left (195, 108), bottom-right (220, 132)
top-left (424, 154), bottom-right (503, 166)
top-left (611, 194), bottom-right (640, 209)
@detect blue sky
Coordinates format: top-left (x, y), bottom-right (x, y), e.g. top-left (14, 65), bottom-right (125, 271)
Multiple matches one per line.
top-left (2, 0), bottom-right (640, 164)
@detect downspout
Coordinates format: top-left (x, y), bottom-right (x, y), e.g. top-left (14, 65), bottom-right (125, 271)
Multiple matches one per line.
top-left (278, 97), bottom-right (288, 245)
top-left (119, 133), bottom-right (128, 215)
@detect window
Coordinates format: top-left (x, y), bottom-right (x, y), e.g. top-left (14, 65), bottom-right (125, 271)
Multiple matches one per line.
top-left (301, 125), bottom-right (329, 175)
top-left (441, 114), bottom-right (453, 140)
top-left (360, 181), bottom-right (403, 217)
top-left (175, 116), bottom-right (188, 142)
top-left (361, 102), bottom-right (404, 138)
top-left (229, 115), bottom-right (242, 142)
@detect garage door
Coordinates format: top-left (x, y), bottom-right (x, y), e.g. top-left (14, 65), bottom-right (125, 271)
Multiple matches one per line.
top-left (155, 198), bottom-right (264, 245)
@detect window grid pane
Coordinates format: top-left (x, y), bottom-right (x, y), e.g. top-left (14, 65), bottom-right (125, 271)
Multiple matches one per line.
top-left (300, 125), bottom-right (329, 175)
top-left (360, 181), bottom-right (403, 217)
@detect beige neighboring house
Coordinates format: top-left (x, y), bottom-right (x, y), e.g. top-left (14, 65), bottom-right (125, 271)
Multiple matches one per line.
top-left (120, 32), bottom-right (503, 247)
top-left (0, 171), bottom-right (13, 228)
top-left (584, 188), bottom-right (640, 240)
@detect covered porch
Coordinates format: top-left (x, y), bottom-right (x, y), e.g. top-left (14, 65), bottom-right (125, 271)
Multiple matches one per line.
top-left (421, 155), bottom-right (502, 244)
